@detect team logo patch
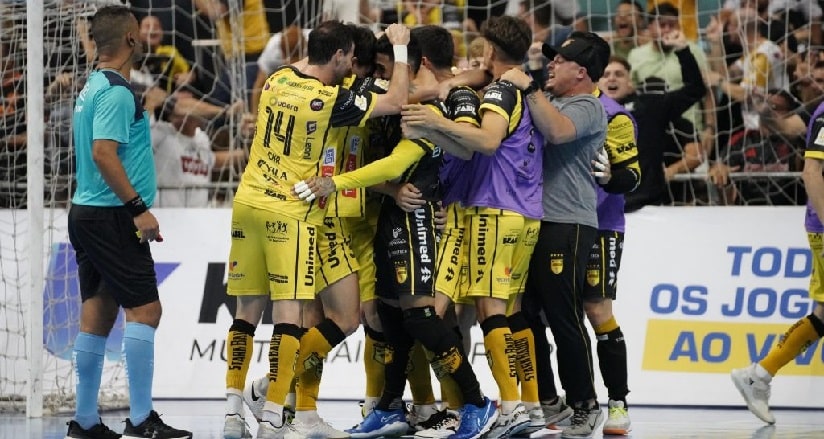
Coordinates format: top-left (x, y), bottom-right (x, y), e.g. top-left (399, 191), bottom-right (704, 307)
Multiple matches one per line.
top-left (587, 269), bottom-right (600, 287)
top-left (310, 98), bottom-right (324, 111)
top-left (815, 126), bottom-right (824, 147)
top-left (395, 262), bottom-right (408, 284)
top-left (550, 256), bottom-right (563, 274)
top-left (354, 95), bottom-right (367, 111)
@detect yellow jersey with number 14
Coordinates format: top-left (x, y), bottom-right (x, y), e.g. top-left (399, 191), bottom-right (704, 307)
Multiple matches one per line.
top-left (234, 65), bottom-right (377, 226)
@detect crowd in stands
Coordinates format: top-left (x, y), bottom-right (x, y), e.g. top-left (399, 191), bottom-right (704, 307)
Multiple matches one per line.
top-left (1, 0), bottom-right (822, 208)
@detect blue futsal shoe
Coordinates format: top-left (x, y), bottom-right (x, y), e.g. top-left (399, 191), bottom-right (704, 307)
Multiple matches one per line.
top-left (450, 397), bottom-right (498, 439)
top-left (345, 407), bottom-right (409, 438)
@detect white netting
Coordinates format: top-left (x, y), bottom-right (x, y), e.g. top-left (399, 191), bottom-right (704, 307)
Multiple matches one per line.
top-left (0, 0), bottom-right (817, 415)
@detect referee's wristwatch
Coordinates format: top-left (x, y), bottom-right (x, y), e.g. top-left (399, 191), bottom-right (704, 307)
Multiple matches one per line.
top-left (522, 80), bottom-right (540, 96)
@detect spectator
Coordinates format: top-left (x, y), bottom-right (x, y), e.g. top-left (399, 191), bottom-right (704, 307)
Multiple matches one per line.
top-left (134, 15), bottom-right (193, 94)
top-left (606, 0), bottom-right (647, 60)
top-left (322, 0), bottom-right (372, 24)
top-left (708, 88), bottom-right (806, 205)
top-left (627, 3), bottom-right (714, 137)
top-left (193, 0), bottom-right (270, 104)
top-left (600, 36), bottom-right (707, 211)
top-left (251, 25), bottom-right (310, 112)
top-left (149, 92), bottom-right (245, 207)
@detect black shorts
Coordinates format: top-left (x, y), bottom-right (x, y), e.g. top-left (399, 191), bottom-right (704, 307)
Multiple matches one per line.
top-left (374, 202), bottom-right (438, 299)
top-left (583, 230), bottom-right (624, 301)
top-left (67, 204), bottom-right (159, 308)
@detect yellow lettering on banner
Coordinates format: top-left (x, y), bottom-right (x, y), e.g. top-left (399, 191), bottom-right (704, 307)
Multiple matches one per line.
top-left (642, 319), bottom-right (824, 376)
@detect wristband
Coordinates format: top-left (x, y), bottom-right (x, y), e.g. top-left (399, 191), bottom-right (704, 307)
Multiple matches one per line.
top-left (393, 45), bottom-right (408, 64)
top-left (125, 195), bottom-right (148, 217)
top-left (522, 80), bottom-right (540, 96)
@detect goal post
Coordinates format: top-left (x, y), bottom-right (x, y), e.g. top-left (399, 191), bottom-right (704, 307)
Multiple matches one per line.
top-left (26, 0), bottom-right (45, 418)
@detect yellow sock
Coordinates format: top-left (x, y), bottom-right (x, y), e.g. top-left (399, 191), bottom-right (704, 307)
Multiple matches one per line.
top-left (408, 342), bottom-right (436, 405)
top-left (484, 326), bottom-right (519, 404)
top-left (225, 330), bottom-right (253, 391)
top-left (420, 347), bottom-right (463, 409)
top-left (264, 329), bottom-right (300, 406)
top-left (511, 325), bottom-right (539, 407)
top-left (363, 329), bottom-right (388, 399)
top-left (760, 316), bottom-right (823, 376)
top-left (295, 326), bottom-right (335, 411)
top-left (594, 316), bottom-right (619, 335)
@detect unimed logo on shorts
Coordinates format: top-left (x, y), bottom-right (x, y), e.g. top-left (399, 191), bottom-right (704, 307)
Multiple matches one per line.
top-left (44, 243), bottom-right (179, 361)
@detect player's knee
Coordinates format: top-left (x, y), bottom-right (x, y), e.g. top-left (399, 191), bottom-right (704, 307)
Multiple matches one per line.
top-left (124, 300), bottom-right (162, 328)
top-left (583, 300), bottom-right (612, 327)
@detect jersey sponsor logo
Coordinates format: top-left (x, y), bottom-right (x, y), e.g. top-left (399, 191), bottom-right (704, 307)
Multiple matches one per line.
top-left (414, 208), bottom-right (432, 264)
top-left (615, 142), bottom-right (637, 154)
top-left (485, 90), bottom-right (503, 102)
top-left (304, 227), bottom-right (316, 287)
top-left (455, 104), bottom-right (476, 114)
top-left (475, 216), bottom-right (489, 282)
top-left (354, 94), bottom-right (368, 111)
top-left (421, 265), bottom-right (432, 284)
top-left (502, 235), bottom-right (518, 245)
top-left (310, 98), bottom-right (324, 111)
top-left (318, 147), bottom-right (337, 208)
top-left (342, 136), bottom-right (359, 198)
top-left (231, 223), bottom-right (245, 239)
top-left (265, 220), bottom-right (288, 234)
top-left (277, 100), bottom-right (299, 112)
top-left (228, 260), bottom-right (244, 280)
top-left (267, 273), bottom-right (289, 284)
top-left (306, 121), bottom-right (317, 134)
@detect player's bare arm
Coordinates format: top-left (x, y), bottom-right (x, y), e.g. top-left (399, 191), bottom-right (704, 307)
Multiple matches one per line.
top-left (500, 67), bottom-right (579, 144)
top-left (401, 103), bottom-right (505, 156)
top-left (92, 139), bottom-right (161, 243)
top-left (370, 23), bottom-right (411, 117)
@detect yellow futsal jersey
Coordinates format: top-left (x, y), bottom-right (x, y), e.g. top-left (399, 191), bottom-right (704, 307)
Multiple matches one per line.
top-left (324, 75), bottom-right (390, 218)
top-left (234, 66), bottom-right (377, 226)
top-left (332, 100), bottom-right (446, 201)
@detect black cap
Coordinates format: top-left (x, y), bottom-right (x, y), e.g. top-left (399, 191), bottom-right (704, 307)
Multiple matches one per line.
top-left (542, 31), bottom-right (611, 81)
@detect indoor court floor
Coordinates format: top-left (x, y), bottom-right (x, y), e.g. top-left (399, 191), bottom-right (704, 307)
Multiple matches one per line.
top-left (1, 399), bottom-right (822, 438)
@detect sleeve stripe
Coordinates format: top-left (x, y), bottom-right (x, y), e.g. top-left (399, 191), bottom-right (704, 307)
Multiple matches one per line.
top-left (806, 150), bottom-right (824, 160)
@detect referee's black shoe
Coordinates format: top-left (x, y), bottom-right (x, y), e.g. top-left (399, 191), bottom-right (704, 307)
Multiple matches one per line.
top-left (122, 410), bottom-right (192, 439)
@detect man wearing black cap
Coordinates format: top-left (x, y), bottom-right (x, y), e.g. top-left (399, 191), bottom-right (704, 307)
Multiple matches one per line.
top-left (502, 31), bottom-right (610, 438)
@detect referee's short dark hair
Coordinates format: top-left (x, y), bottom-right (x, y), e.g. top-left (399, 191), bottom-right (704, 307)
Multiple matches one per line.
top-left (91, 5), bottom-right (136, 57)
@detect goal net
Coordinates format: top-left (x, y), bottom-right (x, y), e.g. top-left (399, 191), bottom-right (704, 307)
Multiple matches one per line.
top-left (0, 0), bottom-right (813, 416)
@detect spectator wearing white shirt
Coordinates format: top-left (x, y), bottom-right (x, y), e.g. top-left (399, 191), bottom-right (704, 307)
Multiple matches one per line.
top-left (250, 25), bottom-right (309, 112)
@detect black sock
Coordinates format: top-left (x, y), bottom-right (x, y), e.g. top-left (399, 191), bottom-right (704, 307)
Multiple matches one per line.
top-left (597, 327), bottom-right (629, 404)
top-left (376, 301), bottom-right (413, 411)
top-left (403, 306), bottom-right (485, 407)
top-left (529, 317), bottom-right (558, 401)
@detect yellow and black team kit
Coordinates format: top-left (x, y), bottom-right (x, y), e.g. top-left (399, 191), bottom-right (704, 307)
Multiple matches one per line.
top-left (584, 89), bottom-right (640, 302)
top-left (331, 100), bottom-right (446, 299)
top-left (315, 75), bottom-right (391, 294)
top-left (228, 65), bottom-right (378, 301)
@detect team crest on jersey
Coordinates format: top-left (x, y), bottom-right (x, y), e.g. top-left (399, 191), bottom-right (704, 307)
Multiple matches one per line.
top-left (395, 261), bottom-right (408, 284)
top-left (587, 269), bottom-right (600, 286)
top-left (354, 95), bottom-right (368, 111)
top-left (310, 98), bottom-right (324, 111)
top-left (816, 126), bottom-right (824, 147)
top-left (307, 121), bottom-right (317, 134)
top-left (550, 254), bottom-right (564, 274)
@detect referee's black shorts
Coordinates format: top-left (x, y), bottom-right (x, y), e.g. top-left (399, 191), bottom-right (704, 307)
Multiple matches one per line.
top-left (68, 204), bottom-right (159, 308)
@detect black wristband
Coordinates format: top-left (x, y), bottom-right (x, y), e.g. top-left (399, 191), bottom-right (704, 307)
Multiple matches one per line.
top-left (522, 80), bottom-right (540, 95)
top-left (125, 195), bottom-right (148, 217)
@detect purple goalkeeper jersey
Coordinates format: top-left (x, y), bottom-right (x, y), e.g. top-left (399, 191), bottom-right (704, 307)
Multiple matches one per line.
top-left (440, 86), bottom-right (481, 206)
top-left (463, 80), bottom-right (544, 219)
top-left (804, 102), bottom-right (824, 232)
top-left (596, 93), bottom-right (638, 232)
